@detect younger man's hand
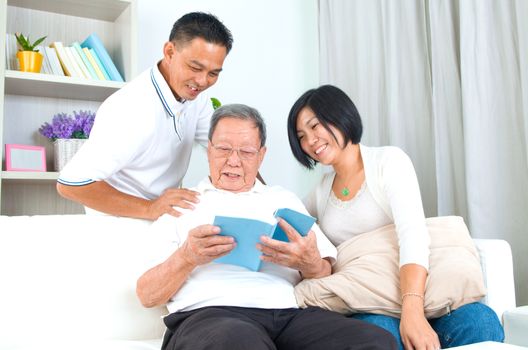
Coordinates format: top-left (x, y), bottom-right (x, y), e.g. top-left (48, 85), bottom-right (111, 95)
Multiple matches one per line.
top-left (148, 188), bottom-right (201, 220)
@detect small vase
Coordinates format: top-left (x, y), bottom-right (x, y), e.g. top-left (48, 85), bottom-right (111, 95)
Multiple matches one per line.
top-left (54, 139), bottom-right (87, 171)
top-left (17, 51), bottom-right (44, 73)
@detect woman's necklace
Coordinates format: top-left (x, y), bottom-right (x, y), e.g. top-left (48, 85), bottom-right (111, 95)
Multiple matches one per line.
top-left (336, 168), bottom-right (364, 198)
top-left (334, 145), bottom-right (364, 198)
top-left (337, 175), bottom-right (353, 197)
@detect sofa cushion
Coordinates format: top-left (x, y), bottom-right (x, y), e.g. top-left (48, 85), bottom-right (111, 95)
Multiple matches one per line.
top-left (0, 215), bottom-right (167, 348)
top-left (294, 216), bottom-right (486, 318)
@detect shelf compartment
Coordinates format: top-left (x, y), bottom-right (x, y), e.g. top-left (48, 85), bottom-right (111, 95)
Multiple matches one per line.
top-left (4, 70), bottom-right (124, 101)
top-left (8, 0), bottom-right (131, 22)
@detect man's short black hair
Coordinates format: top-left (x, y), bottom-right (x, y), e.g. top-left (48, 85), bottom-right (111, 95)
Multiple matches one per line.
top-left (169, 12), bottom-right (233, 53)
top-left (287, 85), bottom-right (363, 169)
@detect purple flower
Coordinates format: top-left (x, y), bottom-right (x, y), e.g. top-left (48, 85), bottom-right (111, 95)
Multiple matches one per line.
top-left (74, 110), bottom-right (95, 138)
top-left (39, 122), bottom-right (55, 139)
top-left (52, 113), bottom-right (75, 139)
top-left (39, 110), bottom-right (96, 141)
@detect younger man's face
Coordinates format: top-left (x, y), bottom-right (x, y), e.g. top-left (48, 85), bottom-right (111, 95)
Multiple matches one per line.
top-left (163, 37), bottom-right (227, 101)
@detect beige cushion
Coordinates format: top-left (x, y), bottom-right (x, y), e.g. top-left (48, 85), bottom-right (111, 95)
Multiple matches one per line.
top-left (294, 216), bottom-right (486, 319)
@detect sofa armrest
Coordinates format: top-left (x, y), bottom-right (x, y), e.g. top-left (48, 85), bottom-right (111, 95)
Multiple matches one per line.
top-left (473, 238), bottom-right (516, 322)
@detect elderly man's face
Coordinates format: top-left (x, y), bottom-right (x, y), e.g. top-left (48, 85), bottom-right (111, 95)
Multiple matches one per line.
top-left (207, 117), bottom-right (266, 192)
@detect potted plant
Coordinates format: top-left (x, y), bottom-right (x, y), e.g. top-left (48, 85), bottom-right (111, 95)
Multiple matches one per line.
top-left (39, 110), bottom-right (95, 171)
top-left (15, 32), bottom-right (47, 73)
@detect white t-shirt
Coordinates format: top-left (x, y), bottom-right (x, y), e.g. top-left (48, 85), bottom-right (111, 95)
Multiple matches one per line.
top-left (149, 178), bottom-right (337, 313)
top-left (58, 64), bottom-right (213, 200)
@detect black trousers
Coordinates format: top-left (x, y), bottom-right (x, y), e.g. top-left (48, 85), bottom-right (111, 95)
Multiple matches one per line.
top-left (161, 306), bottom-right (397, 350)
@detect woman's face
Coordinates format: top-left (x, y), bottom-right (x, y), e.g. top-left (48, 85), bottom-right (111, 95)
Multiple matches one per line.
top-left (295, 107), bottom-right (346, 166)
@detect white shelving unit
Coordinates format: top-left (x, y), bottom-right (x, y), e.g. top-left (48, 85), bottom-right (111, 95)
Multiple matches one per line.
top-left (0, 0), bottom-right (137, 215)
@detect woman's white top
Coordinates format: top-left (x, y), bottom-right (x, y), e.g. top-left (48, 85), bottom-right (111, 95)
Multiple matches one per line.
top-left (304, 144), bottom-right (430, 269)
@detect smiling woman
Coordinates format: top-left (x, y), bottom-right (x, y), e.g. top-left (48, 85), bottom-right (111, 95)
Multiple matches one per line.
top-left (286, 84), bottom-right (504, 350)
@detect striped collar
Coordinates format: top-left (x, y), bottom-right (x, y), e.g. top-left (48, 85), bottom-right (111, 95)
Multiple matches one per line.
top-left (150, 63), bottom-right (186, 118)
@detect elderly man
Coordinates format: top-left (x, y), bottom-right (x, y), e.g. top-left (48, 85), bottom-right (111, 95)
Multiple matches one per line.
top-left (136, 104), bottom-right (396, 350)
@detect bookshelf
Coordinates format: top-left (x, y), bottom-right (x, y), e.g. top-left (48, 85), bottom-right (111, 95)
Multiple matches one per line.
top-left (0, 0), bottom-right (137, 215)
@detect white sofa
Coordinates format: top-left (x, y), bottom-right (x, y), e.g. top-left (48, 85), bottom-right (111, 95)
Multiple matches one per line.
top-left (0, 215), bottom-right (517, 350)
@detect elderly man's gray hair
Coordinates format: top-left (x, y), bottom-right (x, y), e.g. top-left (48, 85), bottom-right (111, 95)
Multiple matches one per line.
top-left (208, 104), bottom-right (267, 147)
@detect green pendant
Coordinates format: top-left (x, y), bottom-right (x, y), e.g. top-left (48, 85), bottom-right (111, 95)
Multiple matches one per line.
top-left (341, 187), bottom-right (350, 196)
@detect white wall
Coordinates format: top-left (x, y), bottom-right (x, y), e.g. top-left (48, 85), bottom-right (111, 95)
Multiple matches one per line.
top-left (137, 0), bottom-right (323, 198)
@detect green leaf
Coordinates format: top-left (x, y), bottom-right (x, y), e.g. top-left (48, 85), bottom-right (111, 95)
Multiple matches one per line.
top-left (21, 35), bottom-right (30, 48)
top-left (15, 33), bottom-right (47, 51)
top-left (32, 36), bottom-right (47, 51)
top-left (15, 33), bottom-right (27, 49)
top-left (211, 97), bottom-right (221, 110)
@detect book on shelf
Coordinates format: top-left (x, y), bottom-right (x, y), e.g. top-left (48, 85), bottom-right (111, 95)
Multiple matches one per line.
top-left (44, 47), bottom-right (65, 76)
top-left (34, 46), bottom-right (51, 74)
top-left (72, 42), bottom-right (98, 80)
top-left (65, 46), bottom-right (87, 78)
top-left (81, 33), bottom-right (124, 82)
top-left (88, 48), bottom-right (111, 80)
top-left (41, 47), bottom-right (52, 74)
top-left (50, 42), bottom-right (77, 77)
top-left (213, 208), bottom-right (316, 271)
top-left (5, 33), bottom-right (19, 70)
top-left (82, 47), bottom-right (106, 80)
top-left (67, 46), bottom-right (91, 79)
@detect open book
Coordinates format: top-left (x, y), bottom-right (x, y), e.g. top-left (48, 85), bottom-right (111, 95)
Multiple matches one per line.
top-left (213, 208), bottom-right (316, 271)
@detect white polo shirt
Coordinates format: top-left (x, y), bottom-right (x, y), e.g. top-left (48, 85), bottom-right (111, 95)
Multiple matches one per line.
top-left (149, 178), bottom-right (337, 313)
top-left (58, 63), bottom-right (213, 200)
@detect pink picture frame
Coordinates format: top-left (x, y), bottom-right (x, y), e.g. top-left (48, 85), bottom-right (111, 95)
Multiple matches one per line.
top-left (5, 144), bottom-right (47, 172)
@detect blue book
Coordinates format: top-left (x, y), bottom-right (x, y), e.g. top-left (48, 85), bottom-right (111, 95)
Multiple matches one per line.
top-left (72, 42), bottom-right (98, 79)
top-left (81, 33), bottom-right (124, 82)
top-left (89, 48), bottom-right (111, 80)
top-left (213, 208), bottom-right (316, 271)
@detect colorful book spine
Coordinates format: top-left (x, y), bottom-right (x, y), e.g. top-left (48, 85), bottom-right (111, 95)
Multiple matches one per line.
top-left (45, 47), bottom-right (65, 76)
top-left (66, 46), bottom-right (88, 78)
top-left (81, 33), bottom-right (124, 82)
top-left (35, 45), bottom-right (51, 74)
top-left (50, 42), bottom-right (76, 77)
top-left (72, 42), bottom-right (98, 79)
top-left (89, 48), bottom-right (111, 80)
top-left (82, 47), bottom-right (106, 80)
